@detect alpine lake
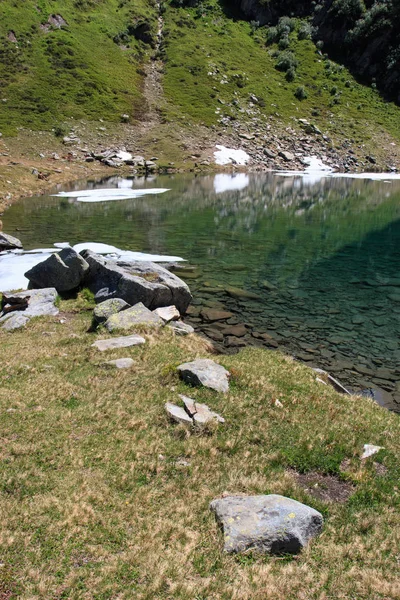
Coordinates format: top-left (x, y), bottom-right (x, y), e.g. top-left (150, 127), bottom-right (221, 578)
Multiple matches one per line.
top-left (3, 171), bottom-right (400, 412)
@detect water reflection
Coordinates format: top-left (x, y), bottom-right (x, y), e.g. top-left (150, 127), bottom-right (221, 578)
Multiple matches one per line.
top-left (3, 172), bottom-right (400, 410)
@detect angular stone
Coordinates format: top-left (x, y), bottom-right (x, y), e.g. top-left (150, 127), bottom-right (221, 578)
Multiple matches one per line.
top-left (0, 232), bottom-right (22, 250)
top-left (0, 288), bottom-right (59, 321)
top-left (2, 313), bottom-right (30, 331)
top-left (222, 324), bottom-right (247, 337)
top-left (177, 359), bottom-right (230, 393)
top-left (180, 394), bottom-right (225, 426)
top-left (168, 321), bottom-right (194, 336)
top-left (279, 151), bottom-right (295, 162)
top-left (105, 302), bottom-right (164, 332)
top-left (210, 495), bottom-right (323, 555)
top-left (153, 305), bottom-right (180, 323)
top-left (201, 308), bottom-right (234, 322)
top-left (25, 248), bottom-right (89, 292)
top-left (104, 358), bottom-right (135, 369)
top-left (225, 336), bottom-right (247, 348)
top-left (81, 250), bottom-right (192, 313)
top-left (93, 298), bottom-right (130, 324)
top-left (165, 402), bottom-right (193, 426)
top-left (225, 286), bottom-right (262, 301)
top-left (92, 334), bottom-right (146, 351)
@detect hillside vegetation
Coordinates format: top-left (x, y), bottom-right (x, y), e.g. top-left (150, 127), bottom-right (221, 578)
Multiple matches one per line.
top-left (0, 0), bottom-right (400, 158)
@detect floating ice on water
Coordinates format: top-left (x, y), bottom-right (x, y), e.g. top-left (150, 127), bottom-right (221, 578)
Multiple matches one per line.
top-left (331, 172), bottom-right (400, 181)
top-left (214, 145), bottom-right (250, 166)
top-left (72, 242), bottom-right (186, 263)
top-left (214, 173), bottom-right (250, 194)
top-left (51, 188), bottom-right (170, 203)
top-left (72, 242), bottom-right (121, 254)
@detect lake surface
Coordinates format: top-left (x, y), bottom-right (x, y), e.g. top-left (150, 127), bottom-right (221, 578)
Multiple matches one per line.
top-left (3, 172), bottom-right (400, 411)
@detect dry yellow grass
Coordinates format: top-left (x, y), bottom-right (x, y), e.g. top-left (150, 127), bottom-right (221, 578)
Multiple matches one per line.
top-left (0, 297), bottom-right (399, 599)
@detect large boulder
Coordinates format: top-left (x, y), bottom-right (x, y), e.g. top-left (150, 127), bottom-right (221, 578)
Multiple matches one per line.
top-left (0, 232), bottom-right (22, 250)
top-left (105, 302), bottom-right (164, 332)
top-left (210, 495), bottom-right (323, 555)
top-left (81, 250), bottom-right (192, 314)
top-left (177, 358), bottom-right (230, 393)
top-left (25, 248), bottom-right (89, 292)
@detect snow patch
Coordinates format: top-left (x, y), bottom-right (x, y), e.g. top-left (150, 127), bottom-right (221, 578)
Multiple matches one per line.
top-left (51, 188), bottom-right (170, 203)
top-left (0, 243), bottom-right (186, 292)
top-left (276, 155), bottom-right (400, 183)
top-left (214, 145), bottom-right (250, 166)
top-left (214, 173), bottom-right (250, 194)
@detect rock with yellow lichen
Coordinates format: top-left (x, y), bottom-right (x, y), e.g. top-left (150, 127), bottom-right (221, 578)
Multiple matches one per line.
top-left (210, 494), bottom-right (323, 554)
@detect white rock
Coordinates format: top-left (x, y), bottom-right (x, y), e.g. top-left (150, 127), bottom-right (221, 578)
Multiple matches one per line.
top-left (104, 358), bottom-right (135, 369)
top-left (361, 444), bottom-right (384, 460)
top-left (153, 305), bottom-right (180, 323)
top-left (165, 402), bottom-right (193, 426)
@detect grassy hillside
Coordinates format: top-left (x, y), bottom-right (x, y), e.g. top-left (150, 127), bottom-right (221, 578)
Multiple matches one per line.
top-left (0, 0), bottom-right (157, 135)
top-left (0, 296), bottom-right (399, 598)
top-left (1, 0), bottom-right (400, 159)
top-left (162, 1), bottom-right (400, 149)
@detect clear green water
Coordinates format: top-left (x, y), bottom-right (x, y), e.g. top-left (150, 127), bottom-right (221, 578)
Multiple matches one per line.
top-left (3, 173), bottom-right (400, 409)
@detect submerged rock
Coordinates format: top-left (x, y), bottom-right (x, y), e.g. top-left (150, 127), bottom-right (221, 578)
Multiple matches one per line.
top-left (25, 248), bottom-right (89, 292)
top-left (105, 302), bottom-right (164, 332)
top-left (177, 358), bottom-right (230, 393)
top-left (210, 494), bottom-right (323, 554)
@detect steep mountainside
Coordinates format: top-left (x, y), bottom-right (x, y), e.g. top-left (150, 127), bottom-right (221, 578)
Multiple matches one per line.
top-left (234, 0), bottom-right (400, 104)
top-left (0, 0), bottom-right (400, 175)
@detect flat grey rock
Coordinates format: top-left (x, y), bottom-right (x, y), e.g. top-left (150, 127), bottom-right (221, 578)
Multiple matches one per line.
top-left (153, 305), bottom-right (180, 323)
top-left (81, 250), bottom-right (192, 313)
top-left (93, 298), bottom-right (130, 324)
top-left (168, 321), bottom-right (194, 336)
top-left (105, 302), bottom-right (164, 332)
top-left (2, 313), bottom-right (30, 331)
top-left (0, 288), bottom-right (59, 325)
top-left (165, 402), bottom-right (193, 426)
top-left (104, 358), bottom-right (135, 369)
top-left (178, 359), bottom-right (230, 393)
top-left (0, 232), bottom-right (23, 250)
top-left (25, 248), bottom-right (89, 292)
top-left (180, 394), bottom-right (225, 426)
top-left (210, 495), bottom-right (323, 555)
top-left (92, 334), bottom-right (146, 352)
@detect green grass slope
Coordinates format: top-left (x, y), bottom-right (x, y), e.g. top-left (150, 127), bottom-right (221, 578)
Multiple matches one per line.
top-left (162, 1), bottom-right (400, 149)
top-left (0, 0), bottom-right (157, 135)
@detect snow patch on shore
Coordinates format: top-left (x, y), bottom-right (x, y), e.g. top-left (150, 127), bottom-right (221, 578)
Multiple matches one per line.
top-left (0, 244), bottom-right (185, 292)
top-left (276, 155), bottom-right (400, 183)
top-left (214, 146), bottom-right (250, 166)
